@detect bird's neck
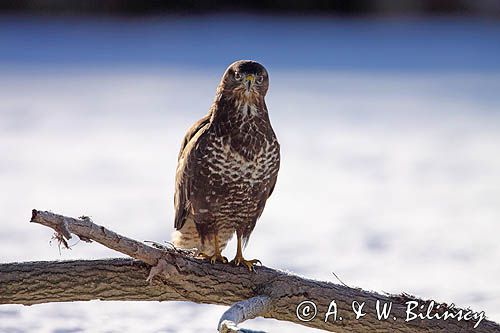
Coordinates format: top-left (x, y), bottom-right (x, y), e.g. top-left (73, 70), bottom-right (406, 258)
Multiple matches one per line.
top-left (210, 95), bottom-right (273, 159)
top-left (211, 94), bottom-right (270, 131)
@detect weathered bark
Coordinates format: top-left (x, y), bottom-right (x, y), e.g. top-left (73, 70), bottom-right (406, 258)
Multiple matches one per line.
top-left (0, 209), bottom-right (498, 333)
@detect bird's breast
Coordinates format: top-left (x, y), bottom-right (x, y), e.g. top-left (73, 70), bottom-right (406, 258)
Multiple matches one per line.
top-left (204, 134), bottom-right (279, 188)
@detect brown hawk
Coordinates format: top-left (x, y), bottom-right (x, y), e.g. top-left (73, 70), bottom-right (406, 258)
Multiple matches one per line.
top-left (172, 60), bottom-right (280, 271)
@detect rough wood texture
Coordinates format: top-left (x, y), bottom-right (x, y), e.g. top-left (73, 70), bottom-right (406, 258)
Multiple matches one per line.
top-left (1, 209), bottom-right (498, 333)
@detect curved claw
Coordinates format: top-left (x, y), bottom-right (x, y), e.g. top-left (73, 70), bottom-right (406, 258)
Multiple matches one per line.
top-left (210, 254), bottom-right (228, 264)
top-left (231, 256), bottom-right (261, 271)
top-left (199, 252), bottom-right (228, 264)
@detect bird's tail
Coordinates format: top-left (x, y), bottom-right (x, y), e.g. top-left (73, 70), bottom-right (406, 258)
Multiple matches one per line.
top-left (172, 216), bottom-right (202, 251)
top-left (171, 216), bottom-right (232, 256)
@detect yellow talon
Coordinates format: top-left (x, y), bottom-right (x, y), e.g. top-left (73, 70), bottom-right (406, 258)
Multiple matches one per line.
top-left (231, 233), bottom-right (261, 271)
top-left (198, 234), bottom-right (228, 264)
top-left (198, 252), bottom-right (228, 264)
top-left (212, 253), bottom-right (228, 264)
top-left (231, 255), bottom-right (261, 271)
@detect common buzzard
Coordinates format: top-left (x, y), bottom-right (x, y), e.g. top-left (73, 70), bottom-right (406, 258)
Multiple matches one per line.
top-left (172, 60), bottom-right (280, 271)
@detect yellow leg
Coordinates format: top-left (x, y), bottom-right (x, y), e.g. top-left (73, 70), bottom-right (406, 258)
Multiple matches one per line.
top-left (231, 234), bottom-right (261, 271)
top-left (198, 234), bottom-right (228, 264)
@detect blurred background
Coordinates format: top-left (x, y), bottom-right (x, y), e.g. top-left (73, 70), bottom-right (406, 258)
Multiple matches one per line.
top-left (1, 1), bottom-right (499, 332)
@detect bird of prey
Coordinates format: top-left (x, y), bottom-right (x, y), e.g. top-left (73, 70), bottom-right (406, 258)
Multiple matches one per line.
top-left (172, 60), bottom-right (280, 271)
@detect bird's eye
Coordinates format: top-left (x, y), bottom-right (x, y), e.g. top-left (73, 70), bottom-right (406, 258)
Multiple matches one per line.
top-left (256, 75), bottom-right (264, 84)
top-left (234, 72), bottom-right (242, 81)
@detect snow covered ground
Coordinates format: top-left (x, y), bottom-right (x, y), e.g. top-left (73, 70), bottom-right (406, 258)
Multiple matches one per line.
top-left (0, 15), bottom-right (499, 332)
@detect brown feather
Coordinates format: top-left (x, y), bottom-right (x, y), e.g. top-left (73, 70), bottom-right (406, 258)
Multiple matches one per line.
top-left (172, 60), bottom-right (280, 253)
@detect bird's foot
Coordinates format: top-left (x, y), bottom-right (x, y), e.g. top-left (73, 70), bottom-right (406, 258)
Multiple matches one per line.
top-left (198, 252), bottom-right (228, 264)
top-left (231, 255), bottom-right (261, 271)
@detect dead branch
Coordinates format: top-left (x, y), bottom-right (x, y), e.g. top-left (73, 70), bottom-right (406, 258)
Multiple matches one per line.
top-left (218, 296), bottom-right (271, 332)
top-left (0, 209), bottom-right (498, 333)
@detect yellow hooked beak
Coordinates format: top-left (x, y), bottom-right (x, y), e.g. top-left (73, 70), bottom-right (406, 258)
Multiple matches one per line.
top-left (244, 74), bottom-right (255, 92)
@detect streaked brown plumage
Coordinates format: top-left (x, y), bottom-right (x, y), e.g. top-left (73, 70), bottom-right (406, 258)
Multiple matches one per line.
top-left (172, 60), bottom-right (280, 270)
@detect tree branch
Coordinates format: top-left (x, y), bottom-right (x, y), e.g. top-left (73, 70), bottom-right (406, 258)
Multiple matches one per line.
top-left (218, 296), bottom-right (271, 333)
top-left (0, 209), bottom-right (497, 332)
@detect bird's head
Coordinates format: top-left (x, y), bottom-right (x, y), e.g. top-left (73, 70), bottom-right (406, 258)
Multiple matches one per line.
top-left (218, 60), bottom-right (269, 101)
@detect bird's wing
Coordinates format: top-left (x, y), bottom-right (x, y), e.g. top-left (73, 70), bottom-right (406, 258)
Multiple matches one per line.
top-left (256, 141), bottom-right (281, 218)
top-left (177, 114), bottom-right (211, 161)
top-left (267, 172), bottom-right (278, 198)
top-left (174, 115), bottom-right (211, 230)
top-left (266, 139), bottom-right (280, 199)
